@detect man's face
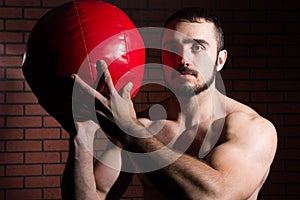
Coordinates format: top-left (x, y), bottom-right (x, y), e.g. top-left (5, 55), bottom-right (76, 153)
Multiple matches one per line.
top-left (161, 19), bottom-right (219, 95)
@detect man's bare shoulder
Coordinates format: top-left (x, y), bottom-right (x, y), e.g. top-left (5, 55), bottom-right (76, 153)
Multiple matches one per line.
top-left (223, 97), bottom-right (277, 154)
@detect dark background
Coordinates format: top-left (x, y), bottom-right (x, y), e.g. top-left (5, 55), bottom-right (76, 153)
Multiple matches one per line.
top-left (0, 0), bottom-right (300, 199)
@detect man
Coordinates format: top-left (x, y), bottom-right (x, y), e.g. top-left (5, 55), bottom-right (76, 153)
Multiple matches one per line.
top-left (72, 8), bottom-right (277, 200)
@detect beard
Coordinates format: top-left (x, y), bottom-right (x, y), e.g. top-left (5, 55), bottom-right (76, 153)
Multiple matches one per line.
top-left (166, 64), bottom-right (217, 97)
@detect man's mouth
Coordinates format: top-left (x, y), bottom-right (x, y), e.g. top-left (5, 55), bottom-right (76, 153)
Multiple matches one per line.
top-left (177, 67), bottom-right (197, 77)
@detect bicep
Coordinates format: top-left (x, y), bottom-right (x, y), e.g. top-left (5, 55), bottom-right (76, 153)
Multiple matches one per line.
top-left (204, 124), bottom-right (276, 198)
top-left (94, 147), bottom-right (133, 199)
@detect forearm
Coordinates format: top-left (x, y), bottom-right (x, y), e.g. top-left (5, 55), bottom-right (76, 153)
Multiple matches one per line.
top-left (74, 141), bottom-right (102, 200)
top-left (123, 131), bottom-right (223, 199)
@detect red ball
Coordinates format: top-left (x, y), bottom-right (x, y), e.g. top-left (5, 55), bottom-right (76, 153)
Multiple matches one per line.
top-left (22, 0), bottom-right (145, 131)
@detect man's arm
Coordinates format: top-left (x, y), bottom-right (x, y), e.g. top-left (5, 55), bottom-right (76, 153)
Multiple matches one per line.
top-left (123, 112), bottom-right (277, 199)
top-left (73, 120), bottom-right (132, 200)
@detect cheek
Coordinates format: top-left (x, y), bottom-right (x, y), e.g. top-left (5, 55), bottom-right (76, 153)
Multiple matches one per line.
top-left (162, 50), bottom-right (181, 69)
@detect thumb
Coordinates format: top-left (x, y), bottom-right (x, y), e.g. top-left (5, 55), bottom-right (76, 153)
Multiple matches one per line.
top-left (120, 82), bottom-right (133, 99)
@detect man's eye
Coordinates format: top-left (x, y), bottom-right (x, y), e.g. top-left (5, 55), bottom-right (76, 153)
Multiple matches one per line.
top-left (191, 44), bottom-right (204, 52)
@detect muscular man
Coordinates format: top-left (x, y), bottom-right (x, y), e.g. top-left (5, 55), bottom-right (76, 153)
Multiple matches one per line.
top-left (72, 8), bottom-right (277, 200)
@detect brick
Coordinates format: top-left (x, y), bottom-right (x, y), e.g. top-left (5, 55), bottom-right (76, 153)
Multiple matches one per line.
top-left (43, 188), bottom-right (61, 200)
top-left (221, 68), bottom-right (250, 79)
top-left (25, 152), bottom-right (60, 163)
top-left (250, 46), bottom-right (283, 57)
top-left (25, 176), bottom-right (60, 188)
top-left (0, 32), bottom-right (23, 43)
top-left (259, 183), bottom-right (285, 195)
top-left (43, 116), bottom-right (61, 127)
top-left (24, 8), bottom-right (50, 19)
top-left (61, 128), bottom-right (70, 138)
top-left (6, 67), bottom-right (25, 79)
top-left (277, 126), bottom-right (300, 137)
top-left (0, 104), bottom-right (23, 115)
top-left (268, 57), bottom-right (300, 68)
top-left (217, 0), bottom-right (250, 9)
top-left (285, 115), bottom-right (300, 125)
top-left (283, 68), bottom-right (300, 79)
top-left (233, 11), bottom-right (266, 22)
top-left (5, 0), bottom-right (41, 6)
top-left (133, 92), bottom-right (148, 104)
top-left (0, 67), bottom-right (4, 78)
top-left (250, 0), bottom-right (283, 9)
top-left (0, 7), bottom-right (22, 18)
top-left (6, 189), bottom-right (42, 200)
top-left (25, 128), bottom-right (60, 139)
top-left (43, 140), bottom-right (69, 151)
top-left (183, 0), bottom-right (215, 9)
top-left (276, 149), bottom-right (300, 160)
top-left (226, 46), bottom-right (250, 56)
top-left (234, 57), bottom-right (267, 68)
top-left (0, 153), bottom-right (23, 164)
top-left (287, 184), bottom-right (300, 195)
top-left (251, 92), bottom-right (283, 102)
top-left (285, 92), bottom-right (300, 102)
top-left (6, 164), bottom-right (42, 176)
top-left (6, 20), bottom-right (36, 31)
top-left (268, 103), bottom-right (300, 114)
top-left (286, 160), bottom-right (300, 171)
top-left (0, 80), bottom-right (23, 91)
top-left (0, 19), bottom-right (3, 30)
top-left (223, 22), bottom-right (250, 34)
top-left (42, 0), bottom-right (70, 7)
top-left (251, 68), bottom-right (283, 79)
top-left (0, 44), bottom-right (3, 54)
top-left (0, 56), bottom-right (22, 67)
top-left (6, 44), bottom-right (26, 56)
top-left (6, 92), bottom-right (38, 103)
top-left (268, 80), bottom-right (300, 91)
top-left (234, 35), bottom-right (266, 45)
top-left (43, 163), bottom-right (65, 175)
top-left (267, 35), bottom-right (300, 45)
top-left (0, 141), bottom-right (4, 152)
top-left (226, 91), bottom-right (250, 102)
top-left (233, 80), bottom-right (267, 91)
top-left (7, 116), bottom-right (42, 127)
top-left (7, 140), bottom-right (42, 152)
top-left (114, 0), bottom-right (147, 9)
top-left (0, 129), bottom-right (23, 139)
top-left (131, 10), bottom-right (165, 22)
top-left (250, 23), bottom-right (283, 34)
top-left (0, 177), bottom-right (23, 189)
top-left (61, 151), bottom-right (69, 163)
top-left (25, 104), bottom-right (48, 115)
top-left (267, 11), bottom-right (300, 22)
top-left (149, 0), bottom-right (181, 9)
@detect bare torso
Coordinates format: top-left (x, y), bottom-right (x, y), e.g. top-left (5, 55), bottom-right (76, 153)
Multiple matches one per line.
top-left (135, 92), bottom-right (270, 200)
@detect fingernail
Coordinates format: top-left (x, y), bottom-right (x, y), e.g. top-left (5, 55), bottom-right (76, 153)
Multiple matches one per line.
top-left (127, 82), bottom-right (133, 91)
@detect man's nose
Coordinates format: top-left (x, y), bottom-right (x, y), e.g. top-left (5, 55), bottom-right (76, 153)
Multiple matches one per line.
top-left (177, 49), bottom-right (190, 68)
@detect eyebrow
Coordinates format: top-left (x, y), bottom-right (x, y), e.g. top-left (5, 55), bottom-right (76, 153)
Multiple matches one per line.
top-left (163, 38), bottom-right (210, 47)
top-left (183, 38), bottom-right (210, 47)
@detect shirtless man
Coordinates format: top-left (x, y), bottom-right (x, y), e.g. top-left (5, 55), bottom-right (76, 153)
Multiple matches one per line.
top-left (72, 8), bottom-right (277, 200)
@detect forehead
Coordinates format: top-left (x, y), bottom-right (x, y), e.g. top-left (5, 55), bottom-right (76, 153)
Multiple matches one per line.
top-left (163, 20), bottom-right (217, 46)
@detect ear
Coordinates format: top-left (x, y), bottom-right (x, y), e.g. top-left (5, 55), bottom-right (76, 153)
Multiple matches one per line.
top-left (216, 50), bottom-right (227, 71)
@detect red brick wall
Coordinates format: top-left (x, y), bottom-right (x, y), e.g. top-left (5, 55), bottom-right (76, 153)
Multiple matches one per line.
top-left (1, 0), bottom-right (299, 199)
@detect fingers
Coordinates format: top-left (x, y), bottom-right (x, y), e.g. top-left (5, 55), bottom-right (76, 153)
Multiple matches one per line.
top-left (119, 82), bottom-right (133, 100)
top-left (72, 73), bottom-right (112, 118)
top-left (96, 60), bottom-right (115, 95)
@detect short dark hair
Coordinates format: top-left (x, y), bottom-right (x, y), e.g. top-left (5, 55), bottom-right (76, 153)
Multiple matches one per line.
top-left (164, 8), bottom-right (224, 52)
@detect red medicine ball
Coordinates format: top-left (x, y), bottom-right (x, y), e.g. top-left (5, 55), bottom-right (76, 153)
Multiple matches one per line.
top-left (22, 0), bottom-right (145, 132)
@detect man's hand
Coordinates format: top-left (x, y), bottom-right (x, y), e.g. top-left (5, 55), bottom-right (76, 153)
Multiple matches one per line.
top-left (72, 60), bottom-right (143, 142)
